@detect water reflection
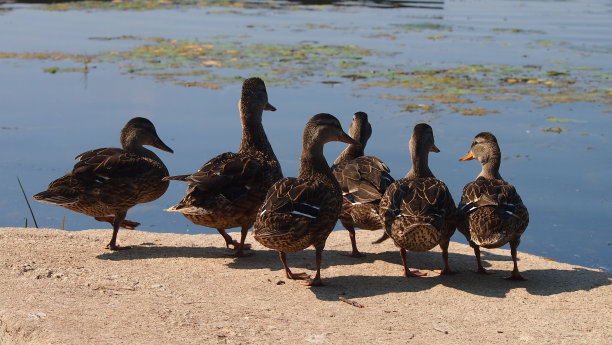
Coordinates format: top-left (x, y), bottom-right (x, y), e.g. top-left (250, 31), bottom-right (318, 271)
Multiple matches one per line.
top-left (11, 0), bottom-right (444, 9)
top-left (283, 0), bottom-right (444, 9)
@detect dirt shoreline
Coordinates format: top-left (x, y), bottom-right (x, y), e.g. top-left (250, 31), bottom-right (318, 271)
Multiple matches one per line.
top-left (0, 227), bottom-right (610, 344)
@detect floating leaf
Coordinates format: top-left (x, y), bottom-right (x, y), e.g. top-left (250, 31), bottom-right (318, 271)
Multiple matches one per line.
top-left (542, 127), bottom-right (568, 133)
top-left (456, 107), bottom-right (500, 116)
top-left (395, 23), bottom-right (452, 32)
top-left (414, 94), bottom-right (473, 104)
top-left (547, 117), bottom-right (571, 123)
top-left (401, 103), bottom-right (433, 112)
top-left (546, 70), bottom-right (569, 77)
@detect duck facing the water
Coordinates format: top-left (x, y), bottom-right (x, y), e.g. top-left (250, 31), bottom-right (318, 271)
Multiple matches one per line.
top-left (332, 112), bottom-right (393, 257)
top-left (164, 77), bottom-right (282, 256)
top-left (379, 123), bottom-right (457, 277)
top-left (253, 113), bottom-right (359, 286)
top-left (457, 132), bottom-right (529, 280)
top-left (32, 117), bottom-right (173, 250)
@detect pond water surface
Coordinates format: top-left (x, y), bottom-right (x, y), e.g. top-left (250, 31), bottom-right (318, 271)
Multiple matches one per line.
top-left (0, 0), bottom-right (610, 272)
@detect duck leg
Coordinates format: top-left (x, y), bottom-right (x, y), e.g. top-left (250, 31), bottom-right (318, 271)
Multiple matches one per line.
top-left (340, 223), bottom-right (365, 258)
top-left (436, 237), bottom-right (456, 275)
top-left (217, 228), bottom-right (252, 250)
top-left (303, 246), bottom-right (324, 286)
top-left (231, 225), bottom-right (253, 257)
top-left (504, 239), bottom-right (527, 281)
top-left (94, 215), bottom-right (140, 229)
top-left (105, 211), bottom-right (131, 250)
top-left (372, 231), bottom-right (389, 244)
top-left (471, 244), bottom-right (494, 275)
top-left (400, 248), bottom-right (426, 277)
top-left (279, 251), bottom-right (310, 281)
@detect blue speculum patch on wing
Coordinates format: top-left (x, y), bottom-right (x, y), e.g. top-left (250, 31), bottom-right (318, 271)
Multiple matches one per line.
top-left (291, 203), bottom-right (320, 219)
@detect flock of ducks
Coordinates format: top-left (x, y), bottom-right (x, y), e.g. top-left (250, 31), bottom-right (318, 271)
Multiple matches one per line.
top-left (33, 77), bottom-right (529, 286)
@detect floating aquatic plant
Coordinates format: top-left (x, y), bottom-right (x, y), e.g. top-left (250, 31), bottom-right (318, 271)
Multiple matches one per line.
top-left (542, 127), bottom-right (568, 133)
top-left (35, 0), bottom-right (315, 12)
top-left (0, 35), bottom-right (609, 113)
top-left (452, 107), bottom-right (500, 116)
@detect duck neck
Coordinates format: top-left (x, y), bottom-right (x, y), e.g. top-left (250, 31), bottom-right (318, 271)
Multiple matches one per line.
top-left (238, 111), bottom-right (276, 160)
top-left (333, 143), bottom-right (364, 165)
top-left (478, 155), bottom-right (503, 180)
top-left (299, 141), bottom-right (334, 182)
top-left (123, 142), bottom-right (161, 163)
top-left (405, 151), bottom-right (434, 179)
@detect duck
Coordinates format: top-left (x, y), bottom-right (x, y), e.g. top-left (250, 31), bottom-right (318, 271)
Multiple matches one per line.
top-left (457, 132), bottom-right (529, 281)
top-left (164, 77), bottom-right (282, 256)
top-left (379, 123), bottom-right (456, 276)
top-left (32, 117), bottom-right (173, 250)
top-left (331, 111), bottom-right (393, 257)
top-left (253, 113), bottom-right (359, 286)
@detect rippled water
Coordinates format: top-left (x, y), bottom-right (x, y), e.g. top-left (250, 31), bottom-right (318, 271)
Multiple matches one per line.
top-left (0, 0), bottom-right (610, 271)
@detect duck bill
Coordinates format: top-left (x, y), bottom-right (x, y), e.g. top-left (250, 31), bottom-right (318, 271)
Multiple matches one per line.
top-left (430, 144), bottom-right (440, 153)
top-left (264, 102), bottom-right (277, 111)
top-left (339, 131), bottom-right (361, 147)
top-left (459, 152), bottom-right (475, 161)
top-left (153, 137), bottom-right (174, 153)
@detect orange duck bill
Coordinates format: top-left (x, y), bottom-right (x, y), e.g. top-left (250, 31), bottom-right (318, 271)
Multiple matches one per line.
top-left (459, 151), bottom-right (475, 161)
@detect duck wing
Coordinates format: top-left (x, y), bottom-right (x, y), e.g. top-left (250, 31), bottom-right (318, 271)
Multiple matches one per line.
top-left (457, 178), bottom-right (529, 245)
top-left (255, 178), bottom-right (340, 240)
top-left (382, 177), bottom-right (456, 228)
top-left (459, 178), bottom-right (526, 219)
top-left (333, 156), bottom-right (394, 204)
top-left (179, 152), bottom-right (267, 201)
top-left (34, 147), bottom-right (166, 205)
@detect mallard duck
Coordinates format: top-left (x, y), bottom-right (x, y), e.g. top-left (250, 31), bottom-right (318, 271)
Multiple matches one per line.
top-left (32, 117), bottom-right (173, 250)
top-left (331, 111), bottom-right (393, 257)
top-left (164, 77), bottom-right (282, 256)
top-left (457, 132), bottom-right (529, 281)
top-left (253, 113), bottom-right (359, 286)
top-left (379, 123), bottom-right (456, 276)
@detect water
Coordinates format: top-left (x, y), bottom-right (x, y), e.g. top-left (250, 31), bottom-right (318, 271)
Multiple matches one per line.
top-left (0, 0), bottom-right (610, 272)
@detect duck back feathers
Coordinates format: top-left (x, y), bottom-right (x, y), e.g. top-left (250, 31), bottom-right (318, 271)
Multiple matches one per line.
top-left (458, 178), bottom-right (528, 248)
top-left (380, 176), bottom-right (455, 251)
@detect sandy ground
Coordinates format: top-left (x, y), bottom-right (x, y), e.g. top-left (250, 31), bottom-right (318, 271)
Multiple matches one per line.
top-left (0, 227), bottom-right (610, 345)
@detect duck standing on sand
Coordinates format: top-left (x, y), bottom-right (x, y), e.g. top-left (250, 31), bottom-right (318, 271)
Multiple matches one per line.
top-left (457, 132), bottom-right (529, 280)
top-left (331, 112), bottom-right (393, 257)
top-left (164, 77), bottom-right (282, 256)
top-left (379, 123), bottom-right (456, 276)
top-left (253, 113), bottom-right (360, 286)
top-left (33, 117), bottom-right (173, 250)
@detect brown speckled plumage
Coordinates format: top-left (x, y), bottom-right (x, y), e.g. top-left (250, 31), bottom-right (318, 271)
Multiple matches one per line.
top-left (457, 132), bottom-right (529, 280)
top-left (253, 113), bottom-right (359, 286)
top-left (32, 117), bottom-right (173, 250)
top-left (379, 123), bottom-right (456, 276)
top-left (165, 77), bottom-right (282, 256)
top-left (331, 112), bottom-right (393, 257)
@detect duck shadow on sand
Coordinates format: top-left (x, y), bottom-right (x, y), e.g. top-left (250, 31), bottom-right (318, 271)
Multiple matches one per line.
top-left (227, 247), bottom-right (612, 299)
top-left (96, 243), bottom-right (234, 260)
top-left (97, 242), bottom-right (611, 300)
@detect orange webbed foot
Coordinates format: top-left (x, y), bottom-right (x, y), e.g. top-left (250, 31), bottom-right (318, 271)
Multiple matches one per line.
top-left (302, 277), bottom-right (324, 286)
top-left (403, 270), bottom-right (427, 277)
top-left (340, 251), bottom-right (366, 258)
top-left (228, 250), bottom-right (254, 258)
top-left (504, 271), bottom-right (527, 281)
top-left (287, 272), bottom-right (311, 281)
top-left (472, 267), bottom-right (495, 275)
top-left (231, 240), bottom-right (251, 250)
top-left (105, 243), bottom-right (132, 251)
top-left (436, 267), bottom-right (457, 275)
